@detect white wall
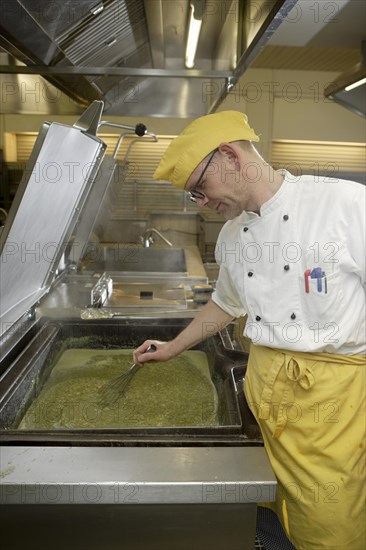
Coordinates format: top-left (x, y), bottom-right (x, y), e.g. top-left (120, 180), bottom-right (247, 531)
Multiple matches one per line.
top-left (217, 68), bottom-right (366, 162)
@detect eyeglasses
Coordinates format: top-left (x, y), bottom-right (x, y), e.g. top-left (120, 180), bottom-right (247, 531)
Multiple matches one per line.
top-left (187, 148), bottom-right (218, 203)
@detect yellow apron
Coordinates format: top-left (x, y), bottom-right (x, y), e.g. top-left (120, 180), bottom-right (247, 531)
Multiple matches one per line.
top-left (244, 345), bottom-right (366, 550)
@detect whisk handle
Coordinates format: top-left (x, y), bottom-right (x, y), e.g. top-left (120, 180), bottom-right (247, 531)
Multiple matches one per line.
top-left (128, 363), bottom-right (141, 374)
top-left (131, 344), bottom-right (156, 370)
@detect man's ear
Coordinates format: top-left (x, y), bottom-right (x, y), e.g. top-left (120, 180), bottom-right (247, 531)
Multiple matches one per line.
top-left (218, 143), bottom-right (240, 168)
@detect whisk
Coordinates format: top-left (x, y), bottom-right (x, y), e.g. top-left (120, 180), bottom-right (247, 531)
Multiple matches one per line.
top-left (98, 344), bottom-right (156, 405)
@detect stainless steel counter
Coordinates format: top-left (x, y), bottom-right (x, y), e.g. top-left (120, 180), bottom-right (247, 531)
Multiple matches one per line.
top-left (1, 446), bottom-right (275, 505)
top-left (0, 446), bottom-right (275, 550)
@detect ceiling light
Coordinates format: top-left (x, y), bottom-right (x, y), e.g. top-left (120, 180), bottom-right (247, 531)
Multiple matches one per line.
top-left (345, 77), bottom-right (366, 92)
top-left (91, 3), bottom-right (104, 15)
top-left (185, 1), bottom-right (204, 69)
top-left (324, 41), bottom-right (366, 117)
top-left (325, 65), bottom-right (366, 117)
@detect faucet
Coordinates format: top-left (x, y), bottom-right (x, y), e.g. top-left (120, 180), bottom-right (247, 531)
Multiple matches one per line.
top-left (142, 228), bottom-right (173, 248)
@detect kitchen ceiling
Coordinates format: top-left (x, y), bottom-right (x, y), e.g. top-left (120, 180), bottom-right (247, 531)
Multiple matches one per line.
top-left (253, 0), bottom-right (365, 71)
top-left (0, 0), bottom-right (364, 117)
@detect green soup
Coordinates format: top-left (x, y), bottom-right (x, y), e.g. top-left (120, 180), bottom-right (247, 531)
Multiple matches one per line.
top-left (18, 349), bottom-right (218, 429)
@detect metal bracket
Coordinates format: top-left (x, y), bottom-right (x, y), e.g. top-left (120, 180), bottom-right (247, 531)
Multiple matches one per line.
top-left (73, 100), bottom-right (104, 136)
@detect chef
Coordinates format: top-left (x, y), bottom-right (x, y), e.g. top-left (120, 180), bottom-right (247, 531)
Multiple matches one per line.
top-left (134, 111), bottom-right (366, 550)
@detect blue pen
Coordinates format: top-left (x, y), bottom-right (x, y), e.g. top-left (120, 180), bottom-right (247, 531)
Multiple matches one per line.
top-left (311, 267), bottom-right (323, 292)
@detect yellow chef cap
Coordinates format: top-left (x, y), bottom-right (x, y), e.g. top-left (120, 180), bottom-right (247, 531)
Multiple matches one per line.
top-left (153, 110), bottom-right (259, 189)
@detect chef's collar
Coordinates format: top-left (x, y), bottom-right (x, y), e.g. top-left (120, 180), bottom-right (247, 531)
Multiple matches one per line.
top-left (235, 170), bottom-right (290, 224)
top-left (258, 169), bottom-right (290, 217)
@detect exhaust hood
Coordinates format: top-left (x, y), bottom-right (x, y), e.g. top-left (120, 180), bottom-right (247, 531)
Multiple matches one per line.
top-left (325, 41), bottom-right (366, 117)
top-left (0, 0), bottom-right (298, 118)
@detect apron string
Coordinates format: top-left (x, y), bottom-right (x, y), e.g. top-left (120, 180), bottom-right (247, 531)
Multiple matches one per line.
top-left (258, 353), bottom-right (315, 438)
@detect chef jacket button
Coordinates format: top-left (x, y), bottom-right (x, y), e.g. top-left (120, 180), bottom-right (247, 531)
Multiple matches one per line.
top-left (243, 227), bottom-right (249, 232)
top-left (291, 313), bottom-right (296, 320)
top-left (248, 271), bottom-right (253, 277)
top-left (283, 214), bottom-right (289, 221)
top-left (284, 264), bottom-right (290, 271)
top-left (256, 315), bottom-right (261, 322)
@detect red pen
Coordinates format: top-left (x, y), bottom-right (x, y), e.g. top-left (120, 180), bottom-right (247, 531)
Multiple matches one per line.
top-left (304, 269), bottom-right (311, 293)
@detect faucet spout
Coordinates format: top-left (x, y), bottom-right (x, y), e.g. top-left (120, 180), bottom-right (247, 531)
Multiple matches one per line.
top-left (142, 228), bottom-right (173, 248)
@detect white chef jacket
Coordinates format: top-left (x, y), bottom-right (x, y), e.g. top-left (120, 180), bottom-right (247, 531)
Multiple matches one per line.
top-left (212, 171), bottom-right (366, 354)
